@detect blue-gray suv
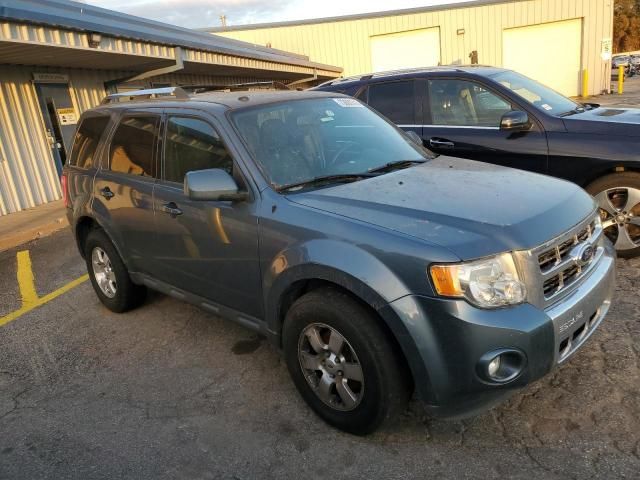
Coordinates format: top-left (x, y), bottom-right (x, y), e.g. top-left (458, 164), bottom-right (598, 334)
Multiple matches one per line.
top-left (63, 87), bottom-right (615, 434)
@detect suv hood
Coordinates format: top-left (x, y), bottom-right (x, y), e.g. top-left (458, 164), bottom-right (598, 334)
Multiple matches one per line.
top-left (564, 107), bottom-right (640, 136)
top-left (288, 157), bottom-right (596, 260)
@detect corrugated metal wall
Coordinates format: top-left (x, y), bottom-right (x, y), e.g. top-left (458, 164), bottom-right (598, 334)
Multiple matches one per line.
top-left (0, 66), bottom-right (283, 215)
top-left (216, 0), bottom-right (614, 95)
top-left (0, 66), bottom-right (64, 216)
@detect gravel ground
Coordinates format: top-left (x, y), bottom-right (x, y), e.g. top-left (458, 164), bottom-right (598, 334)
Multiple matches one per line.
top-left (0, 228), bottom-right (638, 480)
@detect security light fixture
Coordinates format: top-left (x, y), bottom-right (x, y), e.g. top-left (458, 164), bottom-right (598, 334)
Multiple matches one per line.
top-left (88, 32), bottom-right (101, 48)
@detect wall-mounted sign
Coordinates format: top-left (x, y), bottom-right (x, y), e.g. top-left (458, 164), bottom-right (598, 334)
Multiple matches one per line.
top-left (601, 38), bottom-right (612, 61)
top-left (33, 73), bottom-right (70, 83)
top-left (56, 107), bottom-right (77, 125)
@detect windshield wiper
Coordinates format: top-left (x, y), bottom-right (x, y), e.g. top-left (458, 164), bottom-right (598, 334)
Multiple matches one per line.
top-left (277, 160), bottom-right (427, 192)
top-left (558, 107), bottom-right (586, 117)
top-left (367, 159), bottom-right (427, 174)
top-left (277, 173), bottom-right (376, 192)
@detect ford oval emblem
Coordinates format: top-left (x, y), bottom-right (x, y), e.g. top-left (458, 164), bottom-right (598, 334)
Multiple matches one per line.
top-left (576, 244), bottom-right (595, 266)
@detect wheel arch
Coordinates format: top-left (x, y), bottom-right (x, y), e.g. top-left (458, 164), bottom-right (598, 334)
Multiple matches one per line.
top-left (74, 215), bottom-right (98, 259)
top-left (73, 215), bottom-right (128, 267)
top-left (266, 263), bottom-right (430, 399)
top-left (581, 162), bottom-right (640, 189)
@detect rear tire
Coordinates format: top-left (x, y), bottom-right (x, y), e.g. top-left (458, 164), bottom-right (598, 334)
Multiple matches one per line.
top-left (283, 288), bottom-right (410, 435)
top-left (84, 229), bottom-right (146, 312)
top-left (586, 172), bottom-right (640, 258)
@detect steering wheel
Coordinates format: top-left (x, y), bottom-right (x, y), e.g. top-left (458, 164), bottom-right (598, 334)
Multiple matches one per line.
top-left (329, 141), bottom-right (362, 167)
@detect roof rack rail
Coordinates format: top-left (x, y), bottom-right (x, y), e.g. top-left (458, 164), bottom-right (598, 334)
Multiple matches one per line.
top-left (101, 86), bottom-right (190, 104)
top-left (183, 81), bottom-right (291, 94)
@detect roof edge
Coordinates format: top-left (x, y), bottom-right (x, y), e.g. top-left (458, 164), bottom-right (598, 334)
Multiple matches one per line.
top-left (0, 0), bottom-right (342, 73)
top-left (202, 0), bottom-right (529, 32)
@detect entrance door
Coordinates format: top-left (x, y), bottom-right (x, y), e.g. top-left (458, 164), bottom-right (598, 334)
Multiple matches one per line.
top-left (35, 83), bottom-right (78, 175)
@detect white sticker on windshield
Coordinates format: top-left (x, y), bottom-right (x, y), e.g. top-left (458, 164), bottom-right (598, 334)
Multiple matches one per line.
top-left (333, 98), bottom-right (363, 108)
top-left (541, 104), bottom-right (553, 111)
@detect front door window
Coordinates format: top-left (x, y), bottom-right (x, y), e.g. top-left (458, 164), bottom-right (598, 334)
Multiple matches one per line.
top-left (428, 79), bottom-right (513, 127)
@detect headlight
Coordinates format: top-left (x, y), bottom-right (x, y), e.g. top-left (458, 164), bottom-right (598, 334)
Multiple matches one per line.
top-left (430, 253), bottom-right (526, 308)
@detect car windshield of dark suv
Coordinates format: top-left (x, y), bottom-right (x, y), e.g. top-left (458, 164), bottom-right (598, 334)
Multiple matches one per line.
top-left (490, 70), bottom-right (584, 117)
top-left (231, 97), bottom-right (430, 191)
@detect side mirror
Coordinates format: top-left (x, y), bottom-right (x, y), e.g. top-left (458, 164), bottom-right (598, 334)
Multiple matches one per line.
top-left (184, 169), bottom-right (248, 201)
top-left (500, 111), bottom-right (531, 131)
top-left (404, 130), bottom-right (424, 146)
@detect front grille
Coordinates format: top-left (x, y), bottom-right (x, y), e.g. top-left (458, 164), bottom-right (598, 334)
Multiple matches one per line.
top-left (536, 218), bottom-right (599, 301)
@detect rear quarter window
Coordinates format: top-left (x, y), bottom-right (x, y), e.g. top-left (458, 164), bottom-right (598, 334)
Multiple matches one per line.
top-left (68, 116), bottom-right (110, 169)
top-left (366, 81), bottom-right (416, 125)
top-left (109, 115), bottom-right (160, 177)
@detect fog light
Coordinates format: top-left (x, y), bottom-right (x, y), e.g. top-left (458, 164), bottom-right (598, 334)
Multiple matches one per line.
top-left (487, 356), bottom-right (501, 378)
top-left (477, 349), bottom-right (526, 384)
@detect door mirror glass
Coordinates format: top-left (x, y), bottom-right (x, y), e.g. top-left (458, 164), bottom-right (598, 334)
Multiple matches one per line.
top-left (184, 168), bottom-right (246, 201)
top-left (404, 130), bottom-right (423, 146)
top-left (500, 111), bottom-right (531, 131)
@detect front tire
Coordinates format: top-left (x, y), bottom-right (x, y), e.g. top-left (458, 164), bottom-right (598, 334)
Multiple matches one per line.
top-left (586, 172), bottom-right (640, 258)
top-left (283, 288), bottom-right (410, 435)
top-left (84, 229), bottom-right (146, 312)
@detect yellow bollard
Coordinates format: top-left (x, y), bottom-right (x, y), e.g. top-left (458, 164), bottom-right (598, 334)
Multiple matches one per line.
top-left (618, 65), bottom-right (625, 95)
top-left (582, 69), bottom-right (589, 98)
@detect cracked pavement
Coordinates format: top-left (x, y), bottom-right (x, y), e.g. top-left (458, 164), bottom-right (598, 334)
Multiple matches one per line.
top-left (0, 229), bottom-right (638, 479)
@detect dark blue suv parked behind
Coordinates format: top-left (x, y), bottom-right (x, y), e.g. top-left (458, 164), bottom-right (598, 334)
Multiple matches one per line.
top-left (64, 87), bottom-right (615, 434)
top-left (313, 66), bottom-right (640, 257)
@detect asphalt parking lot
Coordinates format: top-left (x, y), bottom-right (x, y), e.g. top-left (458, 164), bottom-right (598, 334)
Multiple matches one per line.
top-left (598, 75), bottom-right (640, 107)
top-left (0, 229), bottom-right (639, 480)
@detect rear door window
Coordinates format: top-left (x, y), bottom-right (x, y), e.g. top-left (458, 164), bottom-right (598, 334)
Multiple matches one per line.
top-left (366, 81), bottom-right (416, 125)
top-left (163, 116), bottom-right (233, 184)
top-left (109, 115), bottom-right (160, 177)
top-left (68, 116), bottom-right (110, 169)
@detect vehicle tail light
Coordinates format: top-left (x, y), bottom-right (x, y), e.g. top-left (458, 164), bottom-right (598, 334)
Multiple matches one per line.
top-left (61, 173), bottom-right (69, 208)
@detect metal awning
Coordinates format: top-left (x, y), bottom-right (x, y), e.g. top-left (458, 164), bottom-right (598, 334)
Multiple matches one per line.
top-left (0, 0), bottom-right (342, 79)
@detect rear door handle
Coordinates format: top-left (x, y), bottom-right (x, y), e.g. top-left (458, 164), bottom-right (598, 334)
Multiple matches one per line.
top-left (162, 202), bottom-right (183, 217)
top-left (429, 138), bottom-right (455, 149)
top-left (99, 187), bottom-right (114, 200)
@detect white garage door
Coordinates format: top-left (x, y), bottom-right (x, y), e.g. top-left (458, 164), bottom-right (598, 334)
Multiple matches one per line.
top-left (370, 28), bottom-right (441, 72)
top-left (503, 19), bottom-right (582, 97)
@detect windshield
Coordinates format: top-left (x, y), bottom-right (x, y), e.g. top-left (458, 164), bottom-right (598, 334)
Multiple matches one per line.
top-left (230, 97), bottom-right (429, 190)
top-left (489, 70), bottom-right (581, 117)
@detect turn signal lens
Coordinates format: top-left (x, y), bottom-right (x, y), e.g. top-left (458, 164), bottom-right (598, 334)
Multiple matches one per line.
top-left (430, 265), bottom-right (463, 297)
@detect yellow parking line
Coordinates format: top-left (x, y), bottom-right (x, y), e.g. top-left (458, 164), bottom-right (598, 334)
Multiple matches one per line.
top-left (0, 250), bottom-right (88, 327)
top-left (17, 250), bottom-right (38, 306)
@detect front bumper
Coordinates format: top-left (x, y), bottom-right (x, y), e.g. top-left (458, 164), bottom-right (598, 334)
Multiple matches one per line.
top-left (383, 241), bottom-right (616, 419)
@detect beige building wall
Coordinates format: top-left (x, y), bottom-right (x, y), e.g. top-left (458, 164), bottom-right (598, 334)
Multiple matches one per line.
top-left (214, 0), bottom-right (614, 96)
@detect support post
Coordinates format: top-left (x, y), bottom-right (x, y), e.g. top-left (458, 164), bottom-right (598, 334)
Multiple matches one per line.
top-left (618, 66), bottom-right (625, 95)
top-left (582, 69), bottom-right (589, 98)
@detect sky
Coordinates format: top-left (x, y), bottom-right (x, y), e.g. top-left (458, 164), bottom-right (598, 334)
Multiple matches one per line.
top-left (80, 0), bottom-right (476, 29)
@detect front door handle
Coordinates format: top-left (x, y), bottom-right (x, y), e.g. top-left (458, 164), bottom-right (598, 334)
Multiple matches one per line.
top-left (429, 138), bottom-right (455, 149)
top-left (99, 186), bottom-right (114, 200)
top-left (162, 202), bottom-right (183, 217)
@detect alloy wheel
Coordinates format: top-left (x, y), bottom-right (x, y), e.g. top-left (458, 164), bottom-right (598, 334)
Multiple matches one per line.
top-left (595, 187), bottom-right (640, 252)
top-left (91, 247), bottom-right (117, 298)
top-left (298, 323), bottom-right (364, 411)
